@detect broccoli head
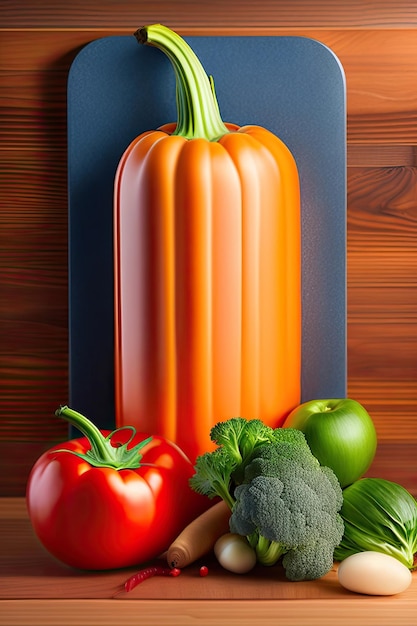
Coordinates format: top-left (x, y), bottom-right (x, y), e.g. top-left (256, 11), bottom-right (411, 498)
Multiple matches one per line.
top-left (189, 418), bottom-right (344, 581)
top-left (229, 435), bottom-right (344, 581)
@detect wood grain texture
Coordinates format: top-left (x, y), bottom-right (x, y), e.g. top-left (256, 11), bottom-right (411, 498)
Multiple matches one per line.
top-left (2, 0), bottom-right (417, 28)
top-left (2, 28), bottom-right (417, 143)
top-left (1, 3), bottom-right (417, 495)
top-left (2, 599), bottom-right (416, 626)
top-left (348, 145), bottom-right (417, 167)
top-left (0, 498), bottom-right (416, 626)
top-left (347, 166), bottom-right (417, 442)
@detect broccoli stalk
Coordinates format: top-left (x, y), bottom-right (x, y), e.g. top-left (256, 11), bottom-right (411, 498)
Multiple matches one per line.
top-left (247, 532), bottom-right (286, 567)
top-left (189, 418), bottom-right (344, 581)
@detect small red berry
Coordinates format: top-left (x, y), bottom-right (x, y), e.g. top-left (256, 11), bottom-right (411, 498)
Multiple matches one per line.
top-left (170, 567), bottom-right (181, 577)
top-left (199, 565), bottom-right (209, 577)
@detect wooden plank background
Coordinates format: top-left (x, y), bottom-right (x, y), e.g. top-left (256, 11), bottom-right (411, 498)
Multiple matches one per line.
top-left (1, 1), bottom-right (416, 496)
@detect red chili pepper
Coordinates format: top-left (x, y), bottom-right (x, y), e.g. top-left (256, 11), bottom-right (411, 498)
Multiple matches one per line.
top-left (124, 566), bottom-right (181, 592)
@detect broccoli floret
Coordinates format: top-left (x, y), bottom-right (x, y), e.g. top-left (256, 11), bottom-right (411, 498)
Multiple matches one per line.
top-left (189, 447), bottom-right (237, 509)
top-left (190, 418), bottom-right (281, 504)
top-left (209, 417), bottom-right (279, 473)
top-left (229, 436), bottom-right (344, 581)
top-left (210, 416), bottom-right (280, 453)
top-left (282, 538), bottom-right (339, 582)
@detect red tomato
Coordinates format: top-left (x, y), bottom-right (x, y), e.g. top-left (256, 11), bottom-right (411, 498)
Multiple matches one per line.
top-left (26, 406), bottom-right (209, 570)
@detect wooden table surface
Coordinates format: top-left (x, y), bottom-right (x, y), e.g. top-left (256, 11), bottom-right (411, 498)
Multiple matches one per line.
top-left (1, 498), bottom-right (416, 626)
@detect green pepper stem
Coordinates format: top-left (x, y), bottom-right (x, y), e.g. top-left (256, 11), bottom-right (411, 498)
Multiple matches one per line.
top-left (56, 405), bottom-right (111, 458)
top-left (55, 405), bottom-right (152, 470)
top-left (135, 24), bottom-right (230, 141)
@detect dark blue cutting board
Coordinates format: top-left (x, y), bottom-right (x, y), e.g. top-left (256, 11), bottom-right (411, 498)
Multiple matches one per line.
top-left (67, 34), bottom-right (346, 432)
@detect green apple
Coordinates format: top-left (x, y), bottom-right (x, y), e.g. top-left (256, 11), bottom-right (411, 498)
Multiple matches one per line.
top-left (283, 398), bottom-right (377, 488)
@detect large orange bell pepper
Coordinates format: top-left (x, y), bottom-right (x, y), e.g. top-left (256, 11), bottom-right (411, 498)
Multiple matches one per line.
top-left (114, 24), bottom-right (301, 462)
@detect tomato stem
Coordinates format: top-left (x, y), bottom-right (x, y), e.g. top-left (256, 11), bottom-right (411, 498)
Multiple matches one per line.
top-left (55, 405), bottom-right (152, 470)
top-left (135, 24), bottom-right (230, 141)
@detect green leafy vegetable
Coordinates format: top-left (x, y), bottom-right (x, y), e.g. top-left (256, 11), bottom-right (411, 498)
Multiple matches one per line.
top-left (190, 418), bottom-right (344, 581)
top-left (190, 418), bottom-right (280, 508)
top-left (334, 477), bottom-right (417, 570)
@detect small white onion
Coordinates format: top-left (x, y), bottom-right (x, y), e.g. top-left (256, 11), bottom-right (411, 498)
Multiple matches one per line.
top-left (337, 551), bottom-right (412, 596)
top-left (214, 533), bottom-right (257, 574)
